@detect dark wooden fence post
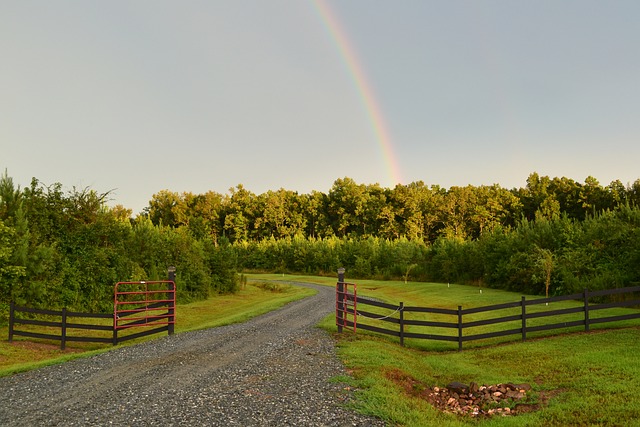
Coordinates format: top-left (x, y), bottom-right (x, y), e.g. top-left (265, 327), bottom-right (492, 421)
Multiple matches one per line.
top-left (167, 266), bottom-right (176, 336)
top-left (61, 307), bottom-right (67, 350)
top-left (584, 288), bottom-right (590, 332)
top-left (457, 305), bottom-right (463, 352)
top-left (399, 302), bottom-right (405, 347)
top-left (8, 301), bottom-right (15, 343)
top-left (337, 268), bottom-right (345, 333)
top-left (521, 296), bottom-right (527, 342)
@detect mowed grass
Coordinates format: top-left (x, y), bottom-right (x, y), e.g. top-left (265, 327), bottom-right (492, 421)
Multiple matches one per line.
top-left (0, 281), bottom-right (313, 377)
top-left (322, 325), bottom-right (640, 426)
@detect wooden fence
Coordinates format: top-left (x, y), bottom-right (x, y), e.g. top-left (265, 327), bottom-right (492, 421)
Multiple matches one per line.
top-left (8, 280), bottom-right (176, 350)
top-left (337, 284), bottom-right (640, 351)
top-left (8, 302), bottom-right (175, 350)
top-left (8, 302), bottom-right (113, 350)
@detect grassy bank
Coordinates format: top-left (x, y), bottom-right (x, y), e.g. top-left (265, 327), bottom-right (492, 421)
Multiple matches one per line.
top-left (0, 281), bottom-right (313, 377)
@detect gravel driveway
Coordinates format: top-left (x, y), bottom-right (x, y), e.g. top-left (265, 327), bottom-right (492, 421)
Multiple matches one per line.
top-left (0, 282), bottom-right (386, 426)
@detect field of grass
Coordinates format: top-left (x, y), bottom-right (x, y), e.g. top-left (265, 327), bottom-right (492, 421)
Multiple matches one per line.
top-left (321, 324), bottom-right (640, 426)
top-left (0, 281), bottom-right (313, 377)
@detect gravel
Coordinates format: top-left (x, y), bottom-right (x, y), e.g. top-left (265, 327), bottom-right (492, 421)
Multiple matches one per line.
top-left (0, 282), bottom-right (386, 426)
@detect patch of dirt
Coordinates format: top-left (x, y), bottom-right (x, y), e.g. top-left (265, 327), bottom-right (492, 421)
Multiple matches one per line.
top-left (386, 368), bottom-right (560, 418)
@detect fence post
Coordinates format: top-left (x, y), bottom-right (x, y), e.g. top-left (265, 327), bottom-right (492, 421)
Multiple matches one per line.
top-left (8, 301), bottom-right (14, 343)
top-left (521, 296), bottom-right (527, 342)
top-left (61, 307), bottom-right (67, 350)
top-left (457, 305), bottom-right (463, 352)
top-left (337, 268), bottom-right (345, 333)
top-left (167, 266), bottom-right (176, 336)
top-left (584, 288), bottom-right (590, 332)
top-left (399, 302), bottom-right (404, 347)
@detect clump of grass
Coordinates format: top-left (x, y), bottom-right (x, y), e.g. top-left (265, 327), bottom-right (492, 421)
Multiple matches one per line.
top-left (252, 281), bottom-right (291, 293)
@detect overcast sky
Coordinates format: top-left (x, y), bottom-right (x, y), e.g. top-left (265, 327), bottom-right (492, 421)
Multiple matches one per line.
top-left (2, 1), bottom-right (639, 214)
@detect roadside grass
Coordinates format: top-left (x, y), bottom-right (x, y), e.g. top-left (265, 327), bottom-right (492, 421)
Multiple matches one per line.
top-left (0, 281), bottom-right (313, 377)
top-left (176, 280), bottom-right (314, 332)
top-left (319, 322), bottom-right (640, 426)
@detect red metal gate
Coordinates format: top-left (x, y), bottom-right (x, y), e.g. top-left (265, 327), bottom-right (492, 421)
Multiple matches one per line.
top-left (113, 280), bottom-right (176, 343)
top-left (336, 281), bottom-right (357, 332)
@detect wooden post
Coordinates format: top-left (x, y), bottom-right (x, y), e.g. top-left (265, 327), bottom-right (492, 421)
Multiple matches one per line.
top-left (61, 307), bottom-right (67, 350)
top-left (8, 301), bottom-right (14, 343)
top-left (399, 302), bottom-right (405, 347)
top-left (457, 305), bottom-right (463, 352)
top-left (521, 296), bottom-right (527, 342)
top-left (167, 266), bottom-right (176, 336)
top-left (584, 288), bottom-right (590, 332)
top-left (113, 283), bottom-right (118, 346)
top-left (337, 268), bottom-right (345, 333)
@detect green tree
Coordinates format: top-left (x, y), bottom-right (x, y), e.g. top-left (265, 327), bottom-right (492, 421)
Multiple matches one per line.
top-left (147, 190), bottom-right (182, 227)
top-left (327, 177), bottom-right (369, 237)
top-left (186, 191), bottom-right (225, 244)
top-left (0, 219), bottom-right (27, 318)
top-left (533, 246), bottom-right (555, 298)
top-left (222, 185), bottom-right (256, 242)
top-left (304, 191), bottom-right (331, 238)
top-left (438, 185), bottom-right (478, 240)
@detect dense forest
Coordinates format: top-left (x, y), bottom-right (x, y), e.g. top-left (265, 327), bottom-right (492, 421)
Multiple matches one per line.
top-left (1, 171), bottom-right (639, 323)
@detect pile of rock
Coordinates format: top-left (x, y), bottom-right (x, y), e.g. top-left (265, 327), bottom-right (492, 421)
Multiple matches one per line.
top-left (427, 381), bottom-right (533, 417)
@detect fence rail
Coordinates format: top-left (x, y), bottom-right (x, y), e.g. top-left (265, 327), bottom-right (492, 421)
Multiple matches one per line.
top-left (8, 302), bottom-right (114, 350)
top-left (113, 280), bottom-right (176, 343)
top-left (336, 284), bottom-right (640, 351)
top-left (8, 281), bottom-right (177, 350)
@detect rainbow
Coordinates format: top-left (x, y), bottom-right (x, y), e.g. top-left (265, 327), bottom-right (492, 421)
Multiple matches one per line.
top-left (311, 0), bottom-right (404, 187)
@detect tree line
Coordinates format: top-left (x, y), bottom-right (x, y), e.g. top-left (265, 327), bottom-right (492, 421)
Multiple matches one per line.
top-left (231, 207), bottom-right (639, 297)
top-left (146, 174), bottom-right (640, 243)
top-left (144, 172), bottom-right (639, 297)
top-left (1, 171), bottom-right (639, 323)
